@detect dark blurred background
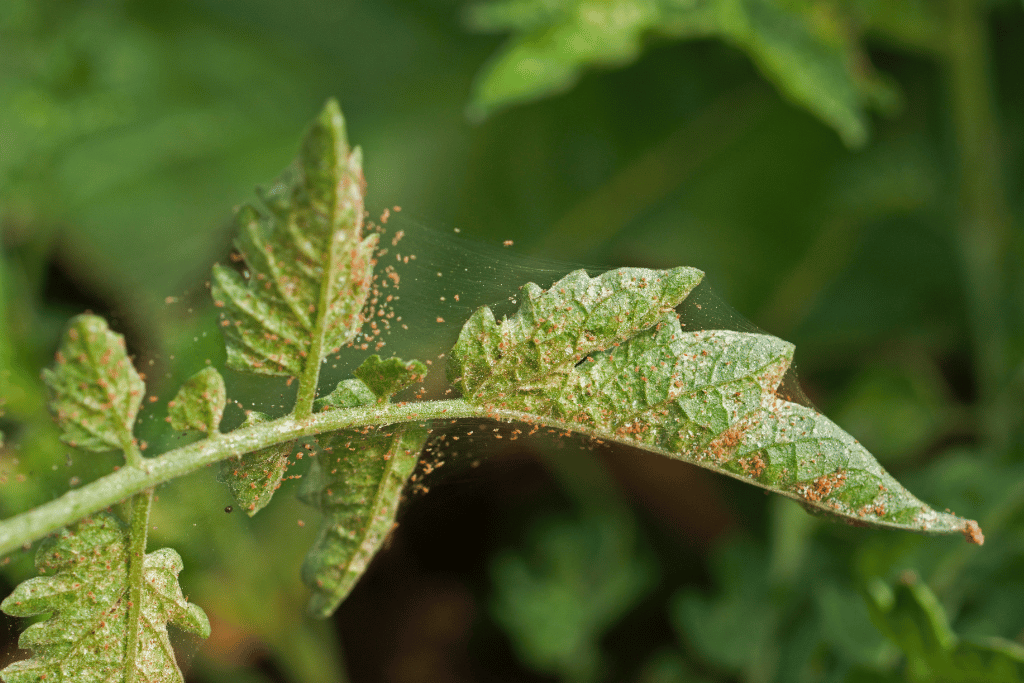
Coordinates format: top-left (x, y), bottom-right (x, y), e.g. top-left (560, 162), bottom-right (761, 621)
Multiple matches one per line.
top-left (2, 1), bottom-right (1023, 681)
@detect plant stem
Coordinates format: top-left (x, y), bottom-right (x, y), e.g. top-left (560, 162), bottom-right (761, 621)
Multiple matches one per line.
top-left (944, 0), bottom-right (1012, 451)
top-left (293, 237), bottom-right (343, 419)
top-left (0, 393), bottom-right (980, 559)
top-left (0, 399), bottom-right (476, 557)
top-left (123, 438), bottom-right (144, 470)
top-left (124, 489), bottom-right (153, 683)
top-left (293, 354), bottom-right (322, 421)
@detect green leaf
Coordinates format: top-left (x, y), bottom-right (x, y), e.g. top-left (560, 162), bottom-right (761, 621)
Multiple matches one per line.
top-left (210, 99), bottom-right (377, 378)
top-left (352, 354), bottom-right (428, 401)
top-left (167, 366), bottom-right (226, 434)
top-left (300, 376), bottom-right (429, 617)
top-left (491, 512), bottom-right (656, 682)
top-left (41, 314), bottom-right (144, 454)
top-left (451, 268), bottom-right (982, 540)
top-left (0, 513), bottom-right (209, 683)
top-left (218, 411), bottom-right (294, 516)
top-left (314, 378), bottom-right (378, 413)
top-left (467, 0), bottom-right (893, 146)
top-left (718, 398), bottom-right (976, 535)
top-left (660, 0), bottom-right (890, 147)
top-left (671, 539), bottom-right (772, 673)
top-left (449, 266), bottom-right (703, 399)
top-left (466, 0), bottom-right (662, 119)
top-left (862, 574), bottom-right (1024, 682)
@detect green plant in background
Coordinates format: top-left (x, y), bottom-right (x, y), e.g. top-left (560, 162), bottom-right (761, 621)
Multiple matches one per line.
top-left (466, 0), bottom-right (898, 146)
top-left (0, 97), bottom-right (990, 681)
top-left (858, 572), bottom-right (1024, 682)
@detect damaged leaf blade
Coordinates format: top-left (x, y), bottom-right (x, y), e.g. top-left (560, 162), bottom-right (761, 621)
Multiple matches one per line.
top-left (717, 399), bottom-right (980, 539)
top-left (300, 426), bottom-right (429, 618)
top-left (451, 270), bottom-right (982, 543)
top-left (211, 99), bottom-right (377, 377)
top-left (314, 378), bottom-right (377, 413)
top-left (0, 514), bottom-right (209, 683)
top-left (449, 266), bottom-right (703, 398)
top-left (168, 366), bottom-right (226, 434)
top-left (353, 354), bottom-right (428, 400)
top-left (41, 314), bottom-right (144, 453)
top-left (219, 411), bottom-right (293, 516)
top-left (300, 375), bottom-right (429, 617)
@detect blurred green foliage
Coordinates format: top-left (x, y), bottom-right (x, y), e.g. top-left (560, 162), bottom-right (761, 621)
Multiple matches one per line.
top-left (466, 0), bottom-right (899, 145)
top-left (2, 0), bottom-right (1023, 682)
top-left (491, 510), bottom-right (656, 682)
top-left (859, 572), bottom-right (1024, 681)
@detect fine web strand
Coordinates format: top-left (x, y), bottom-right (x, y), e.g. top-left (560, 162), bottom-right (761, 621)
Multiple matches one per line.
top-left (336, 214), bottom-right (816, 496)
top-left (332, 212), bottom-right (813, 410)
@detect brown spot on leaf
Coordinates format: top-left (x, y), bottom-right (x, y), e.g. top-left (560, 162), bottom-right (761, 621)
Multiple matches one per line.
top-left (963, 520), bottom-right (984, 545)
top-left (738, 453), bottom-right (766, 477)
top-left (798, 469), bottom-right (847, 503)
top-left (704, 422), bottom-right (749, 463)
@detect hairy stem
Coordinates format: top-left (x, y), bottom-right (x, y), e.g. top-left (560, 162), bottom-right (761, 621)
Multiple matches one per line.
top-left (123, 439), bottom-right (144, 470)
top-left (124, 489), bottom-right (154, 683)
top-left (0, 399), bottom-right (477, 557)
top-left (293, 237), bottom-right (345, 419)
top-left (293, 353), bottom-right (322, 420)
top-left (0, 390), bottom-right (979, 558)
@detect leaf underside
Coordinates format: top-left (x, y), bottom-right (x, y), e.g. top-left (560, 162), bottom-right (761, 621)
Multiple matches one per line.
top-left (168, 366), bottom-right (226, 434)
top-left (300, 377), bottom-right (430, 617)
top-left (218, 411), bottom-right (294, 516)
top-left (353, 354), bottom-right (427, 401)
top-left (41, 315), bottom-right (144, 453)
top-left (451, 267), bottom-right (982, 541)
top-left (211, 99), bottom-right (376, 377)
top-left (0, 514), bottom-right (209, 683)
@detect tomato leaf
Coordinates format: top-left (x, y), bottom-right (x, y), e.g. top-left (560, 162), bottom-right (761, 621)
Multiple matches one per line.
top-left (211, 99), bottom-right (376, 378)
top-left (168, 367), bottom-right (226, 434)
top-left (0, 513), bottom-right (209, 683)
top-left (41, 315), bottom-right (144, 454)
top-left (451, 268), bottom-right (982, 541)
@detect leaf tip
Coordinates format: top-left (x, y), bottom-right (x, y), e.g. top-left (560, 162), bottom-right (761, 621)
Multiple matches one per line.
top-left (667, 265), bottom-right (704, 293)
top-left (310, 98), bottom-right (346, 149)
top-left (962, 519), bottom-right (984, 546)
top-left (308, 98), bottom-right (349, 152)
top-left (320, 96), bottom-right (343, 123)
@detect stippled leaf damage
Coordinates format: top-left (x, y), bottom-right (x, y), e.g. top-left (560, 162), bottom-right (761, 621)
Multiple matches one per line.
top-left (0, 514), bottom-right (209, 683)
top-left (299, 363), bottom-right (430, 617)
top-left (451, 268), bottom-right (982, 542)
top-left (42, 315), bottom-right (144, 455)
top-left (218, 411), bottom-right (294, 516)
top-left (168, 367), bottom-right (226, 434)
top-left (211, 99), bottom-right (376, 378)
